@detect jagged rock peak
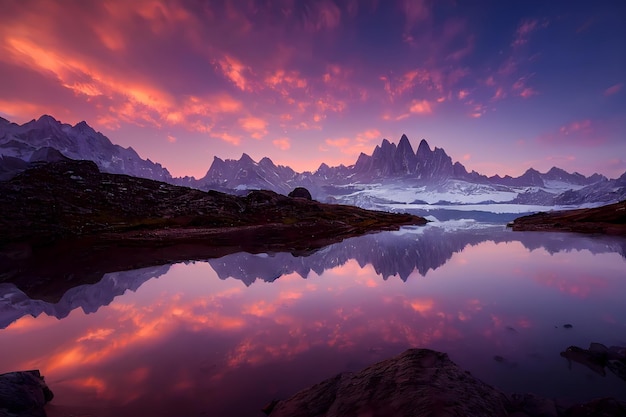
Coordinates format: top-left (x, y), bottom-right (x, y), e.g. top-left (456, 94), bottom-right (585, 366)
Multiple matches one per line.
top-left (238, 153), bottom-right (255, 163)
top-left (36, 114), bottom-right (59, 125)
top-left (417, 138), bottom-right (431, 154)
top-left (259, 157), bottom-right (276, 167)
top-left (397, 134), bottom-right (414, 152)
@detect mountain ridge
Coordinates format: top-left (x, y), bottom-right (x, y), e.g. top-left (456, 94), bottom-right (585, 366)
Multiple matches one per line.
top-left (1, 115), bottom-right (624, 209)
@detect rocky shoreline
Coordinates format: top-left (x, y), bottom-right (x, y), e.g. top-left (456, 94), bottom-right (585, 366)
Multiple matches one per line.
top-left (0, 159), bottom-right (426, 246)
top-left (509, 200), bottom-right (626, 235)
top-left (0, 370), bottom-right (53, 417)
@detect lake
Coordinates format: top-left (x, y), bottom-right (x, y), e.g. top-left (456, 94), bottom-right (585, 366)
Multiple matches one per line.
top-left (1, 222), bottom-right (625, 416)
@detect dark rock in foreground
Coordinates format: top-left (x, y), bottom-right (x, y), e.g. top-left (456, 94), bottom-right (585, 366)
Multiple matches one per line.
top-left (267, 349), bottom-right (626, 417)
top-left (509, 200), bottom-right (626, 235)
top-left (0, 370), bottom-right (53, 417)
top-left (0, 160), bottom-right (426, 248)
top-left (268, 349), bottom-right (511, 417)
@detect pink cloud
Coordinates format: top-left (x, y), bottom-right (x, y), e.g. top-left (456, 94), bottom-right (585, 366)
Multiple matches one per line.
top-left (519, 87), bottom-right (538, 99)
top-left (166, 134), bottom-right (177, 143)
top-left (324, 129), bottom-right (383, 156)
top-left (316, 96), bottom-right (347, 113)
top-left (560, 119), bottom-right (592, 135)
top-left (210, 132), bottom-right (241, 146)
top-left (511, 18), bottom-right (548, 48)
top-left (512, 75), bottom-right (538, 98)
top-left (272, 137), bottom-right (291, 150)
top-left (469, 106), bottom-right (485, 118)
top-left (604, 83), bottom-right (623, 96)
top-left (355, 129), bottom-right (381, 143)
top-left (537, 119), bottom-right (606, 147)
top-left (409, 99), bottom-right (433, 115)
top-left (325, 137), bottom-right (350, 148)
top-left (492, 87), bottom-right (506, 101)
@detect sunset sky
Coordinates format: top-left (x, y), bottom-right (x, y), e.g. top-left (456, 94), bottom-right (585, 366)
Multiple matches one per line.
top-left (1, 0), bottom-right (624, 179)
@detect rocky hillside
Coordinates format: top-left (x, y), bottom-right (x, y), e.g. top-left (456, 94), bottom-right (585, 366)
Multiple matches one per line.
top-left (509, 200), bottom-right (626, 235)
top-left (0, 159), bottom-right (425, 249)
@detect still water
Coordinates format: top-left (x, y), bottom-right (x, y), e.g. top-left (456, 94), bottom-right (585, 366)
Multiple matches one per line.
top-left (1, 223), bottom-right (625, 416)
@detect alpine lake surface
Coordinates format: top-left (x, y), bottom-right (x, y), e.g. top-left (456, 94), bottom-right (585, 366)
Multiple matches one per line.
top-left (1, 220), bottom-right (626, 416)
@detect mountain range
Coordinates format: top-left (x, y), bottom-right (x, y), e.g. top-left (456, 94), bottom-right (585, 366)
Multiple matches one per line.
top-left (2, 115), bottom-right (625, 212)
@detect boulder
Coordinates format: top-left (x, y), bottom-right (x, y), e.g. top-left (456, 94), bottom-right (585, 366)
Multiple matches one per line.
top-left (288, 187), bottom-right (313, 200)
top-left (0, 370), bottom-right (53, 417)
top-left (267, 348), bottom-right (626, 417)
top-left (268, 349), bottom-right (512, 416)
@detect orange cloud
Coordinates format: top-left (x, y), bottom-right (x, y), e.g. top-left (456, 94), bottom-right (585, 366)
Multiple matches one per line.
top-left (265, 70), bottom-right (308, 94)
top-left (215, 55), bottom-right (254, 91)
top-left (2, 33), bottom-right (248, 134)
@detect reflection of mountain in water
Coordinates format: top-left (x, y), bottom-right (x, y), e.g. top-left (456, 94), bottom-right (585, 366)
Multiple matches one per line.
top-left (209, 225), bottom-right (626, 285)
top-left (2, 226), bottom-right (625, 328)
top-left (0, 265), bottom-right (170, 329)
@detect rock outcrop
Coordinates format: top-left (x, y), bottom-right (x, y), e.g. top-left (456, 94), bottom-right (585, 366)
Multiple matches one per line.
top-left (509, 200), bottom-right (626, 235)
top-left (266, 349), bottom-right (626, 417)
top-left (0, 370), bottom-right (53, 417)
top-left (0, 159), bottom-right (426, 247)
top-left (288, 187), bottom-right (313, 200)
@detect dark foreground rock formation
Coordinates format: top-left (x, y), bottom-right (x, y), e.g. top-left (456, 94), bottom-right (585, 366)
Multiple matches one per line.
top-left (0, 370), bottom-right (53, 417)
top-left (509, 200), bottom-right (626, 235)
top-left (0, 159), bottom-right (425, 247)
top-left (266, 349), bottom-right (626, 417)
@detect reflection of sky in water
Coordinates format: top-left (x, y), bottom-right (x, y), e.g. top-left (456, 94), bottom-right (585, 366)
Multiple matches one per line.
top-left (1, 233), bottom-right (626, 417)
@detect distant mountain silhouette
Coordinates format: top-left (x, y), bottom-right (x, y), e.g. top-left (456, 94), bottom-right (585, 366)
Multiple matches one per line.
top-left (0, 115), bottom-right (172, 182)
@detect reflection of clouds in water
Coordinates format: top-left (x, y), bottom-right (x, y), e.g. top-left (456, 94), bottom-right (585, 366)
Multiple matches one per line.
top-left (0, 231), bottom-right (625, 413)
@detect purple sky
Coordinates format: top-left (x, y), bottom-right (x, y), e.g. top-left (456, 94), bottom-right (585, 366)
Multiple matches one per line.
top-left (1, 0), bottom-right (624, 178)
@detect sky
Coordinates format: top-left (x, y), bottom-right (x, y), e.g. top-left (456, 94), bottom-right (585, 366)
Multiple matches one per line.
top-left (0, 0), bottom-right (625, 179)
